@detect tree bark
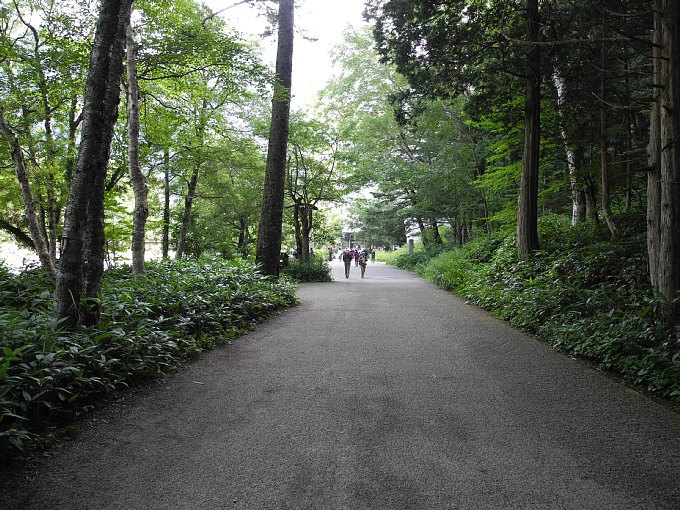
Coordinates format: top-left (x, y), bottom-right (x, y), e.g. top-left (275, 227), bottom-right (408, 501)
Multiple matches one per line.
top-left (256, 0), bottom-right (294, 276)
top-left (293, 203), bottom-right (303, 258)
top-left (648, 3), bottom-right (663, 292)
top-left (0, 106), bottom-right (57, 280)
top-left (516, 0), bottom-right (541, 260)
top-left (300, 206), bottom-right (311, 262)
top-left (431, 220), bottom-right (442, 245)
top-left (126, 23), bottom-right (148, 279)
top-left (599, 5), bottom-right (618, 238)
top-left (649, 0), bottom-right (680, 315)
top-left (162, 147), bottom-right (170, 259)
top-left (175, 164), bottom-right (199, 261)
top-left (237, 215), bottom-right (249, 255)
top-left (54, 0), bottom-right (133, 327)
top-left (552, 70), bottom-right (586, 226)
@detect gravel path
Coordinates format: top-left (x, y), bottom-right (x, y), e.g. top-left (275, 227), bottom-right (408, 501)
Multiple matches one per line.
top-left (3, 260), bottom-right (679, 509)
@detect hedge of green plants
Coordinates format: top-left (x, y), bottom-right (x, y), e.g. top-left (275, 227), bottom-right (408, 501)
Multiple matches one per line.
top-left (280, 255), bottom-right (332, 282)
top-left (393, 217), bottom-right (680, 401)
top-left (0, 258), bottom-right (297, 460)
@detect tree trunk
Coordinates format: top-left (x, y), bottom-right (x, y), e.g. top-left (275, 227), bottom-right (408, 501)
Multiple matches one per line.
top-left (256, 0), bottom-right (294, 276)
top-left (126, 23), bottom-right (148, 279)
top-left (648, 3), bottom-right (663, 292)
top-left (237, 215), bottom-right (249, 256)
top-left (293, 203), bottom-right (303, 258)
top-left (649, 0), bottom-right (680, 315)
top-left (300, 206), bottom-right (311, 262)
top-left (516, 0), bottom-right (541, 260)
top-left (82, 157), bottom-right (108, 325)
top-left (54, 0), bottom-right (133, 327)
top-left (162, 147), bottom-right (170, 259)
top-left (65, 94), bottom-right (81, 185)
top-left (600, 6), bottom-right (618, 238)
top-left (447, 217), bottom-right (460, 246)
top-left (431, 220), bottom-right (442, 245)
top-left (175, 165), bottom-right (199, 261)
top-left (584, 179), bottom-right (599, 222)
top-left (552, 70), bottom-right (586, 226)
top-left (416, 216), bottom-right (427, 244)
top-left (0, 106), bottom-right (57, 281)
top-left (47, 200), bottom-right (59, 261)
top-left (599, 95), bottom-right (618, 235)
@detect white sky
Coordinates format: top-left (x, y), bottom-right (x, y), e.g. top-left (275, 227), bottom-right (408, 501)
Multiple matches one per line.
top-left (206, 0), bottom-right (368, 108)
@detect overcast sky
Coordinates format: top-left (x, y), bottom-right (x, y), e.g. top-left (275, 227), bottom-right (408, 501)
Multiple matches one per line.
top-left (206, 0), bottom-right (368, 108)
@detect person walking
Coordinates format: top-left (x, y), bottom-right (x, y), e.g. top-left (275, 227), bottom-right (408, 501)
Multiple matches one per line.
top-left (342, 249), bottom-right (353, 278)
top-left (358, 252), bottom-right (368, 278)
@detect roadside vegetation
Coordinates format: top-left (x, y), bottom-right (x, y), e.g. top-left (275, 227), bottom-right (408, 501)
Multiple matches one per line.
top-left (382, 216), bottom-right (680, 403)
top-left (0, 259), bottom-right (297, 461)
top-left (280, 255), bottom-right (333, 283)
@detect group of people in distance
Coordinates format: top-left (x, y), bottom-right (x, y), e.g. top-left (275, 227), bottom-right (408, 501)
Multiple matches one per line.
top-left (339, 245), bottom-right (374, 279)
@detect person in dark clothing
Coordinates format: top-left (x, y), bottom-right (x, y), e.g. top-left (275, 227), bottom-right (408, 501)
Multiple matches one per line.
top-left (342, 249), bottom-right (353, 278)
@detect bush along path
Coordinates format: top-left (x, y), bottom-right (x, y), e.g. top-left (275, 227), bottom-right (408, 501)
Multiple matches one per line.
top-left (0, 258), bottom-right (297, 461)
top-left (384, 218), bottom-right (680, 404)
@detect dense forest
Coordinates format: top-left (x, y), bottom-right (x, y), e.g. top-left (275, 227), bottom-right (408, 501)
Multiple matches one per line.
top-left (0, 0), bottom-right (679, 458)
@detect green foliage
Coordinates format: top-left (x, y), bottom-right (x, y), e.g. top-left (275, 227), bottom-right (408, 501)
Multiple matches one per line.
top-left (391, 249), bottom-right (431, 271)
top-left (0, 259), bottom-right (297, 458)
top-left (280, 256), bottom-right (332, 283)
top-left (384, 217), bottom-right (680, 402)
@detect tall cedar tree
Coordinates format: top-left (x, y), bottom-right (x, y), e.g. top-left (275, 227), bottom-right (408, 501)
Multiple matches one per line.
top-left (516, 0), bottom-right (541, 259)
top-left (54, 0), bottom-right (133, 327)
top-left (648, 0), bottom-right (680, 316)
top-left (256, 0), bottom-right (294, 275)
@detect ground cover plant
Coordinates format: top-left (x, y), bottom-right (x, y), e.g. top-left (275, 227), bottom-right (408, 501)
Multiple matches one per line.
top-left (0, 259), bottom-right (297, 461)
top-left (390, 217), bottom-right (680, 402)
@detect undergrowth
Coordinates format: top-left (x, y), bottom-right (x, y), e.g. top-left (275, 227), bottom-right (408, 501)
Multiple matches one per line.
top-left (0, 258), bottom-right (297, 460)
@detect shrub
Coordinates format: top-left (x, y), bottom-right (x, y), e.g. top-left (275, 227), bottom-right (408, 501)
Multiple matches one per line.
top-left (280, 256), bottom-right (332, 282)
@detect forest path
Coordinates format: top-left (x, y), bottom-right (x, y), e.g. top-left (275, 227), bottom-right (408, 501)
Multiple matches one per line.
top-left (4, 259), bottom-right (680, 509)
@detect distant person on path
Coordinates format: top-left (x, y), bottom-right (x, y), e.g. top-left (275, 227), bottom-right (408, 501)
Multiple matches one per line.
top-left (358, 252), bottom-right (368, 278)
top-left (371, 249), bottom-right (376, 263)
top-left (328, 246), bottom-right (333, 261)
top-left (353, 249), bottom-right (360, 267)
top-left (342, 249), bottom-right (353, 278)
